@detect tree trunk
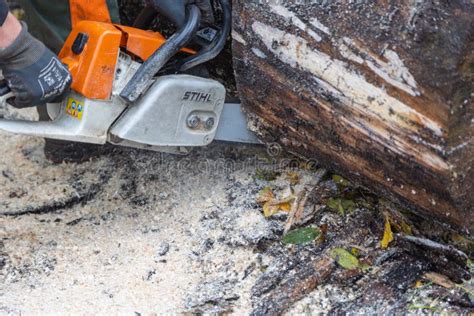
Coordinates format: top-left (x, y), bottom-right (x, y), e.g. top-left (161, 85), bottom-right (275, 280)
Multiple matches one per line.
top-left (232, 1), bottom-right (473, 234)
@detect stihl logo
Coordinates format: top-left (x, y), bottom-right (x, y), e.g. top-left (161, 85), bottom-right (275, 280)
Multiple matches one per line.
top-left (183, 91), bottom-right (212, 103)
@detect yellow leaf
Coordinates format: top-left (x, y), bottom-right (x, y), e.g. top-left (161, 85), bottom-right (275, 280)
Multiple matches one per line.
top-left (257, 187), bottom-right (275, 203)
top-left (415, 280), bottom-right (423, 288)
top-left (278, 202), bottom-right (292, 212)
top-left (400, 221), bottom-right (413, 235)
top-left (259, 187), bottom-right (296, 217)
top-left (381, 217), bottom-right (394, 249)
top-left (263, 201), bottom-right (279, 217)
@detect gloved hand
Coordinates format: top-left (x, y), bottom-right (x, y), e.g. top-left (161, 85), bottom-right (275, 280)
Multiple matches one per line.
top-left (0, 22), bottom-right (71, 108)
top-left (146, 0), bottom-right (215, 28)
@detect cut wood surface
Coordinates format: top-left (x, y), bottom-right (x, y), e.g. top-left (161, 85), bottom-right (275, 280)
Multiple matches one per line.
top-left (232, 1), bottom-right (473, 233)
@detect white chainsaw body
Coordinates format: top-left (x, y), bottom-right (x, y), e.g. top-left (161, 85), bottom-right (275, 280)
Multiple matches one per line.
top-left (0, 52), bottom-right (257, 154)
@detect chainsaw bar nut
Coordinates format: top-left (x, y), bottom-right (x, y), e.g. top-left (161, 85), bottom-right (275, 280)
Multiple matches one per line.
top-left (205, 117), bottom-right (215, 130)
top-left (187, 115), bottom-right (200, 129)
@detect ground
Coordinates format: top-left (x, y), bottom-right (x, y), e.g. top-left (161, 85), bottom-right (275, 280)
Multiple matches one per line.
top-left (0, 107), bottom-right (473, 315)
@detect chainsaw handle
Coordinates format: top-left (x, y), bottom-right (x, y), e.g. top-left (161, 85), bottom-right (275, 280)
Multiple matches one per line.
top-left (121, 5), bottom-right (201, 103)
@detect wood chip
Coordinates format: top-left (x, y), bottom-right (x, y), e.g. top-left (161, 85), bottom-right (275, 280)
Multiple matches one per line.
top-left (423, 272), bottom-right (455, 289)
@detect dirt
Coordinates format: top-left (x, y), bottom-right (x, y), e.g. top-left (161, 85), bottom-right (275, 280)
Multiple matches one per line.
top-left (0, 105), bottom-right (472, 315)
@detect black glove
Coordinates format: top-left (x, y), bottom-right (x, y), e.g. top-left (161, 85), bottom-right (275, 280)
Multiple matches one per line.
top-left (146, 0), bottom-right (215, 28)
top-left (0, 22), bottom-right (72, 108)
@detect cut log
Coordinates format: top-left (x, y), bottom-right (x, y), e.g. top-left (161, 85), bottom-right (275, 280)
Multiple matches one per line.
top-left (232, 1), bottom-right (473, 234)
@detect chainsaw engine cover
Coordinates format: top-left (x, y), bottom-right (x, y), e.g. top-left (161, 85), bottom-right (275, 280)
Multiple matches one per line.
top-left (109, 75), bottom-right (226, 147)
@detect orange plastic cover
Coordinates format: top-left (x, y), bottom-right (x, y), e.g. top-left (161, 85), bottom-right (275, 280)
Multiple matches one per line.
top-left (59, 21), bottom-right (196, 100)
top-left (59, 21), bottom-right (122, 100)
top-left (115, 25), bottom-right (195, 61)
top-left (69, 0), bottom-right (112, 27)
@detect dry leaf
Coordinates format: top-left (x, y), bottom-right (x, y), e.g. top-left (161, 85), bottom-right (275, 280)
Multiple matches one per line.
top-left (259, 187), bottom-right (296, 218)
top-left (381, 216), bottom-right (394, 249)
top-left (274, 192), bottom-right (297, 213)
top-left (284, 189), bottom-right (308, 233)
top-left (278, 190), bottom-right (296, 204)
top-left (263, 201), bottom-right (279, 217)
top-left (257, 187), bottom-right (274, 203)
top-left (318, 223), bottom-right (328, 244)
top-left (286, 172), bottom-right (300, 185)
top-left (279, 202), bottom-right (292, 212)
top-left (263, 201), bottom-right (293, 218)
top-left (424, 272), bottom-right (455, 289)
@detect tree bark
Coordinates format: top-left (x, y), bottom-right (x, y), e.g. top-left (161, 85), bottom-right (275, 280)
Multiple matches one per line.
top-left (232, 1), bottom-right (473, 234)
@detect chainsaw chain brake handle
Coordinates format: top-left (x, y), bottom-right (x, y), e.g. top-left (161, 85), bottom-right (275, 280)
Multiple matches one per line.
top-left (120, 0), bottom-right (231, 104)
top-left (178, 0), bottom-right (231, 72)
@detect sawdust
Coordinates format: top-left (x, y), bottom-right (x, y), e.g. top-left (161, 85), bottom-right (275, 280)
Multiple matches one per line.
top-left (0, 128), bottom-right (472, 314)
top-left (0, 130), bottom-right (269, 314)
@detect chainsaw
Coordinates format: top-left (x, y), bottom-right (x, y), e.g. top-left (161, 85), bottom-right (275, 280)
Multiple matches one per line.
top-left (0, 0), bottom-right (259, 154)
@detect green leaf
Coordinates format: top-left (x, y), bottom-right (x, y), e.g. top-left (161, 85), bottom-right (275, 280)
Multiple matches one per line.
top-left (330, 248), bottom-right (360, 270)
top-left (341, 199), bottom-right (356, 213)
top-left (283, 227), bottom-right (320, 245)
top-left (326, 198), bottom-right (357, 215)
top-left (332, 175), bottom-right (350, 187)
top-left (326, 198), bottom-right (340, 210)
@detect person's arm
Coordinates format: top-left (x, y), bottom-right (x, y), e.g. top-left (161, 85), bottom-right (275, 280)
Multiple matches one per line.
top-left (0, 0), bottom-right (21, 48)
top-left (0, 1), bottom-right (71, 108)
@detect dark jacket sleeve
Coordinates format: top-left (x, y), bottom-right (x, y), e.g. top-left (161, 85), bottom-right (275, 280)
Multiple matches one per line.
top-left (0, 0), bottom-right (8, 26)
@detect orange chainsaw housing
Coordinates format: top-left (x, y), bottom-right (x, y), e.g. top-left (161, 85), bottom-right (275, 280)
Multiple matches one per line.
top-left (59, 21), bottom-right (195, 100)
